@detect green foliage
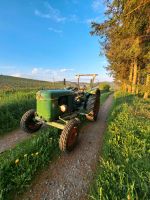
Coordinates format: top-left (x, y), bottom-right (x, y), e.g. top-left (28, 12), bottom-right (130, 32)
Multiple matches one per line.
top-left (0, 128), bottom-right (60, 200)
top-left (89, 92), bottom-right (150, 200)
top-left (99, 83), bottom-right (110, 92)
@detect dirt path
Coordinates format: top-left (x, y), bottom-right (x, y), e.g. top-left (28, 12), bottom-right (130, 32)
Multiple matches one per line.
top-left (0, 129), bottom-right (31, 154)
top-left (17, 94), bottom-right (113, 200)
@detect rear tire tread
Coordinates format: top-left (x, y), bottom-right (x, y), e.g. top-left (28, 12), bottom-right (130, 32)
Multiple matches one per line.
top-left (59, 119), bottom-right (80, 152)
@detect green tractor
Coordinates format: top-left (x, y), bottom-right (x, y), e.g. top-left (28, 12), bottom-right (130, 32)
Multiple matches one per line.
top-left (20, 74), bottom-right (100, 152)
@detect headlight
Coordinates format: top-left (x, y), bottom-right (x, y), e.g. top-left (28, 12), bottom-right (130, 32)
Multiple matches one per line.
top-left (60, 104), bottom-right (67, 112)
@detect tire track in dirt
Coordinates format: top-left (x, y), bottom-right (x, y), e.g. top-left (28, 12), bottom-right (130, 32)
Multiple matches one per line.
top-left (17, 94), bottom-right (113, 200)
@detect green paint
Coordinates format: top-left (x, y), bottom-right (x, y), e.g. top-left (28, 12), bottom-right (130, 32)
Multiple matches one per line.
top-left (36, 90), bottom-right (74, 121)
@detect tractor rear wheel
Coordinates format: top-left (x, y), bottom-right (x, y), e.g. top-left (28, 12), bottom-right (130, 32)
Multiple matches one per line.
top-left (86, 89), bottom-right (100, 121)
top-left (20, 109), bottom-right (42, 133)
top-left (59, 118), bottom-right (80, 152)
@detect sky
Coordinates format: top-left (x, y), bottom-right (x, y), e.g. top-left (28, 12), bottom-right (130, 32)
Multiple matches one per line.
top-left (0, 0), bottom-right (113, 82)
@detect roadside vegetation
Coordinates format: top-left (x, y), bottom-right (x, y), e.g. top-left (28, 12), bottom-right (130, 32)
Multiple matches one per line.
top-left (0, 128), bottom-right (60, 200)
top-left (90, 92), bottom-right (150, 200)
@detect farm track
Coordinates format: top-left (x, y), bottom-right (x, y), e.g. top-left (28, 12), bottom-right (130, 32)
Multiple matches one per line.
top-left (16, 94), bottom-right (113, 200)
top-left (0, 129), bottom-right (31, 154)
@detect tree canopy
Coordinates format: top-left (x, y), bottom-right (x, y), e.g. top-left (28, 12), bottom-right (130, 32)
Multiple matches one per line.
top-left (91, 0), bottom-right (150, 98)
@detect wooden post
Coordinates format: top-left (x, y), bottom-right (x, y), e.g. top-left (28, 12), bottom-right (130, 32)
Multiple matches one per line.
top-left (77, 75), bottom-right (80, 89)
top-left (75, 74), bottom-right (98, 90)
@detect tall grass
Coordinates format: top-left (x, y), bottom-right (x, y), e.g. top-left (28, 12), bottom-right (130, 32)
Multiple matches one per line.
top-left (90, 92), bottom-right (150, 200)
top-left (0, 91), bottom-right (36, 135)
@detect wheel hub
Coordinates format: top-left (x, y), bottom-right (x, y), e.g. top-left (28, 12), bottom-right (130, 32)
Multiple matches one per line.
top-left (67, 127), bottom-right (78, 147)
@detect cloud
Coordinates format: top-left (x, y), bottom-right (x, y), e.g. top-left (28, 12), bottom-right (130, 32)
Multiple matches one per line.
top-left (34, 2), bottom-right (80, 24)
top-left (8, 67), bottom-right (113, 82)
top-left (31, 67), bottom-right (38, 75)
top-left (60, 68), bottom-right (74, 72)
top-left (11, 73), bottom-right (21, 77)
top-left (34, 9), bottom-right (51, 19)
top-left (92, 0), bottom-right (102, 11)
top-left (34, 3), bottom-right (66, 23)
top-left (48, 27), bottom-right (63, 34)
top-left (29, 67), bottom-right (75, 81)
top-left (31, 67), bottom-right (43, 75)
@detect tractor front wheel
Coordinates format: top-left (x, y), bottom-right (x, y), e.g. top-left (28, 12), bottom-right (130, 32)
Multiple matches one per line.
top-left (59, 119), bottom-right (80, 152)
top-left (20, 109), bottom-right (42, 133)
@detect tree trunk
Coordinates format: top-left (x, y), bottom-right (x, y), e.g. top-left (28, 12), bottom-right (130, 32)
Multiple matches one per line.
top-left (132, 59), bottom-right (137, 93)
top-left (122, 81), bottom-right (127, 92)
top-left (144, 74), bottom-right (150, 99)
top-left (136, 67), bottom-right (140, 94)
top-left (128, 64), bottom-right (133, 93)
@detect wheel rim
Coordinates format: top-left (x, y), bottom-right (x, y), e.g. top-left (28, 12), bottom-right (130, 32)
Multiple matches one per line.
top-left (28, 122), bottom-right (38, 130)
top-left (67, 126), bottom-right (78, 148)
top-left (27, 115), bottom-right (39, 130)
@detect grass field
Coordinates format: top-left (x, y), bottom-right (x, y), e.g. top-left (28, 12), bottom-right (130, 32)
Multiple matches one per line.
top-left (89, 92), bottom-right (150, 200)
top-left (0, 75), bottom-right (65, 91)
top-left (0, 91), bottom-right (35, 135)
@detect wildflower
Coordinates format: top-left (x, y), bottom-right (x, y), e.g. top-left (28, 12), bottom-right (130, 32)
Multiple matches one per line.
top-left (35, 152), bottom-right (39, 156)
top-left (24, 154), bottom-right (27, 157)
top-left (15, 159), bottom-right (19, 164)
top-left (127, 194), bottom-right (130, 200)
top-left (31, 153), bottom-right (34, 156)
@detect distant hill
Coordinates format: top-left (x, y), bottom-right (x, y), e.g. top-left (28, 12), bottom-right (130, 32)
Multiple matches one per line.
top-left (0, 75), bottom-right (65, 91)
top-left (0, 75), bottom-right (113, 91)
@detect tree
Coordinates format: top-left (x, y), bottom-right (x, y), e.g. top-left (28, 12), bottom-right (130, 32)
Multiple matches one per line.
top-left (91, 0), bottom-right (150, 98)
top-left (99, 83), bottom-right (110, 92)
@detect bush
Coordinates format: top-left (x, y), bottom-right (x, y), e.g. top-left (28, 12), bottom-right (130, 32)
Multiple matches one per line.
top-left (99, 83), bottom-right (110, 92)
top-left (0, 128), bottom-right (60, 200)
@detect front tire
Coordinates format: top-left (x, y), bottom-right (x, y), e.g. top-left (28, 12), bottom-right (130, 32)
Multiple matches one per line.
top-left (59, 118), bottom-right (80, 152)
top-left (20, 109), bottom-right (42, 133)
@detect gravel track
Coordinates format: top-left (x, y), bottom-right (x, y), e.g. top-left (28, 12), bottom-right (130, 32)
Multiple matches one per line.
top-left (0, 129), bottom-right (31, 154)
top-left (17, 94), bottom-right (113, 200)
